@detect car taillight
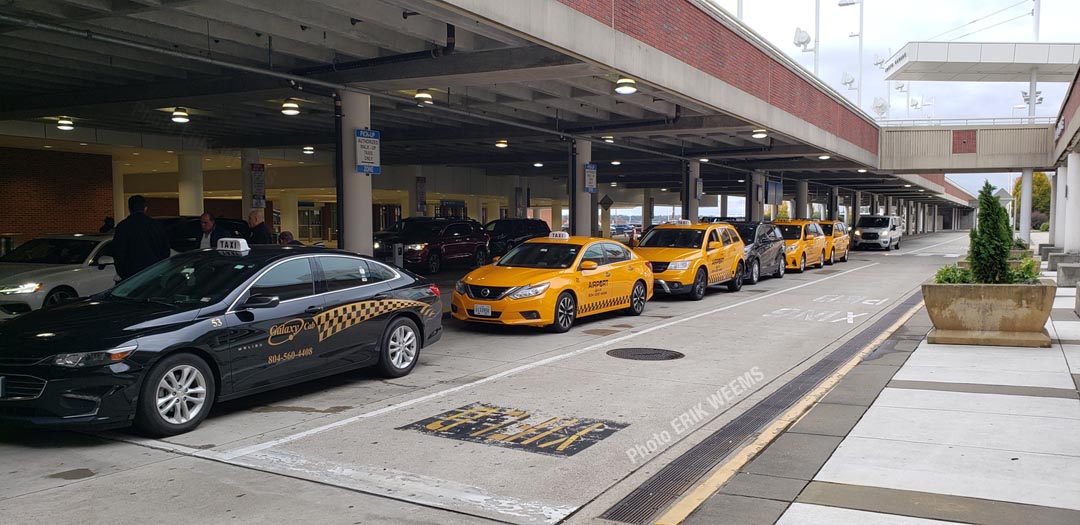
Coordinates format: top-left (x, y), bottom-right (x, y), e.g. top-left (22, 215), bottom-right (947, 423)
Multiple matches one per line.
top-left (429, 284), bottom-right (441, 298)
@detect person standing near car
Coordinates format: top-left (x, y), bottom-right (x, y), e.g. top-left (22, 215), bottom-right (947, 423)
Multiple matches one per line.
top-left (112, 195), bottom-right (169, 280)
top-left (198, 213), bottom-right (229, 249)
top-left (247, 209), bottom-right (274, 245)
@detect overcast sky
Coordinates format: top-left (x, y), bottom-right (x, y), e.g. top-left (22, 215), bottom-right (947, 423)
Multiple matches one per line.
top-left (704, 0), bottom-right (1077, 196)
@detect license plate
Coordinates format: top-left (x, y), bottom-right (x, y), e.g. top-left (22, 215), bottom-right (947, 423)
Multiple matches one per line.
top-left (473, 304), bottom-right (492, 317)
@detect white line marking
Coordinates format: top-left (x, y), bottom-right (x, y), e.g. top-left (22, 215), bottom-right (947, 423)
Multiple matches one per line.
top-left (903, 234), bottom-right (968, 255)
top-left (219, 263), bottom-right (880, 460)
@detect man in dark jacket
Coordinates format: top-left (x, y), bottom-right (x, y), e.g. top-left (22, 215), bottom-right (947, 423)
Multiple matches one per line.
top-left (247, 209), bottom-right (274, 245)
top-left (198, 213), bottom-right (229, 249)
top-left (112, 195), bottom-right (170, 280)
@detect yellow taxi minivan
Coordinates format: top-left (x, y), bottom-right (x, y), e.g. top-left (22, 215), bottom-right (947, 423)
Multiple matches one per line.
top-left (817, 220), bottom-right (851, 264)
top-left (632, 220), bottom-right (746, 300)
top-left (452, 232), bottom-right (654, 333)
top-left (774, 220), bottom-right (828, 272)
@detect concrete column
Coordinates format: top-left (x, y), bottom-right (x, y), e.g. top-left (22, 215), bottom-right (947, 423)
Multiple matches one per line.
top-left (720, 194), bottom-right (728, 217)
top-left (685, 161), bottom-right (701, 221)
top-left (177, 152), bottom-right (203, 216)
top-left (485, 200), bottom-right (501, 224)
top-left (918, 203), bottom-right (925, 233)
top-left (828, 186), bottom-right (840, 220)
top-left (340, 91), bottom-right (373, 254)
top-left (852, 191), bottom-right (862, 226)
top-left (111, 159), bottom-right (126, 221)
top-left (240, 148), bottom-right (260, 220)
top-left (465, 196), bottom-right (482, 222)
top-left (642, 190), bottom-right (653, 227)
top-left (795, 180), bottom-right (809, 219)
top-left (504, 184), bottom-right (520, 219)
top-left (1019, 168), bottom-right (1033, 243)
top-left (549, 200), bottom-right (562, 230)
top-left (749, 171), bottom-right (766, 222)
top-left (600, 206), bottom-right (611, 238)
top-left (572, 139), bottom-right (592, 237)
top-left (1055, 166), bottom-right (1067, 247)
top-left (279, 191), bottom-right (299, 238)
top-left (1049, 171), bottom-right (1057, 244)
top-left (1066, 153), bottom-right (1080, 253)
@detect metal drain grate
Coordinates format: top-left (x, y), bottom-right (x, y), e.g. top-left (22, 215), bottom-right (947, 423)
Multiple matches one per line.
top-left (607, 348), bottom-right (685, 361)
top-left (599, 291), bottom-right (924, 524)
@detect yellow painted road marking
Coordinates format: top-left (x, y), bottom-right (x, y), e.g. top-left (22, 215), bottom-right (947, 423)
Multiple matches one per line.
top-left (653, 298), bottom-right (926, 525)
top-left (425, 406), bottom-right (498, 432)
top-left (469, 410), bottom-right (529, 437)
top-left (540, 422), bottom-right (606, 451)
top-left (491, 417), bottom-right (559, 442)
top-left (518, 419), bottom-right (580, 445)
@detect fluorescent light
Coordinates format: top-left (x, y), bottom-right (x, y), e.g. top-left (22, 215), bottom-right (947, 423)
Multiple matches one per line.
top-left (303, 146), bottom-right (315, 155)
top-left (602, 136), bottom-right (615, 143)
top-left (919, 189), bottom-right (926, 192)
top-left (56, 118), bottom-right (74, 131)
top-left (614, 77), bottom-right (637, 95)
top-left (281, 101), bottom-right (300, 115)
top-left (818, 155), bottom-right (831, 160)
top-left (495, 139), bottom-right (509, 148)
top-left (414, 89), bottom-right (434, 106)
top-left (699, 158), bottom-right (709, 163)
top-left (611, 160), bottom-right (621, 166)
top-left (904, 184), bottom-right (913, 188)
top-left (533, 162), bottom-right (544, 167)
top-left (737, 179), bottom-right (745, 183)
top-left (610, 182), bottom-right (618, 187)
top-left (171, 107), bottom-right (190, 123)
top-left (79, 142), bottom-right (88, 146)
top-left (751, 129), bottom-right (768, 139)
top-left (660, 188), bottom-right (668, 192)
top-left (42, 145), bottom-right (52, 149)
top-left (857, 168), bottom-right (868, 173)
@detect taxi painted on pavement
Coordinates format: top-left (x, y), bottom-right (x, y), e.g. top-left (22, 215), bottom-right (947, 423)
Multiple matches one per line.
top-left (631, 220), bottom-right (746, 300)
top-left (452, 232), bottom-right (653, 332)
top-left (816, 220), bottom-right (851, 265)
top-left (774, 220), bottom-right (829, 272)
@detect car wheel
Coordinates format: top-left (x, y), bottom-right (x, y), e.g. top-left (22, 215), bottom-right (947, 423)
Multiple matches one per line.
top-left (688, 268), bottom-right (708, 301)
top-left (42, 286), bottom-right (77, 309)
top-left (840, 248), bottom-right (849, 262)
top-left (826, 249), bottom-right (835, 265)
top-left (727, 262), bottom-right (745, 292)
top-left (135, 353), bottom-right (216, 437)
top-left (816, 250), bottom-right (826, 268)
top-left (473, 247), bottom-right (488, 268)
top-left (426, 252), bottom-right (442, 274)
top-left (895, 239), bottom-right (900, 250)
top-left (745, 259), bottom-right (760, 285)
top-left (798, 253), bottom-right (806, 272)
top-left (626, 281), bottom-right (647, 316)
top-left (774, 255), bottom-right (785, 278)
top-left (376, 317), bottom-right (420, 378)
top-left (548, 292), bottom-right (576, 333)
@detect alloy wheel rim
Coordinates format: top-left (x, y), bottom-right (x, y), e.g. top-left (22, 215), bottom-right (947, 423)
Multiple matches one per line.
top-left (46, 290), bottom-right (72, 306)
top-left (800, 255), bottom-right (805, 271)
top-left (557, 296), bottom-right (575, 328)
top-left (695, 272), bottom-right (706, 296)
top-left (632, 284), bottom-right (645, 312)
top-left (388, 325), bottom-right (418, 369)
top-left (778, 258), bottom-right (785, 276)
top-left (156, 364), bottom-right (207, 425)
top-left (752, 262), bottom-right (759, 282)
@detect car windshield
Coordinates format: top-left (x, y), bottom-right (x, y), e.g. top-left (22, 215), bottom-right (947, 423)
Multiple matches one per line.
top-left (485, 221), bottom-right (513, 233)
top-left (778, 225), bottom-right (804, 240)
top-left (0, 238), bottom-right (98, 265)
top-left (819, 223), bottom-right (834, 235)
top-left (734, 225), bottom-right (757, 244)
top-left (497, 243), bottom-right (581, 269)
top-left (638, 229), bottom-right (705, 248)
top-left (105, 254), bottom-right (263, 306)
top-left (857, 217), bottom-right (889, 228)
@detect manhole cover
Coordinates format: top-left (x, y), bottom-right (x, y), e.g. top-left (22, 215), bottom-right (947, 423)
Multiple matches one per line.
top-left (606, 348), bottom-right (685, 361)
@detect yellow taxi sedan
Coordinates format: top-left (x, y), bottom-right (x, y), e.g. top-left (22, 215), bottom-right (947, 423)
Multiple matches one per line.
top-left (452, 232), bottom-right (653, 333)
top-left (632, 220), bottom-right (746, 300)
top-left (774, 220), bottom-right (828, 272)
top-left (817, 220), bottom-right (851, 264)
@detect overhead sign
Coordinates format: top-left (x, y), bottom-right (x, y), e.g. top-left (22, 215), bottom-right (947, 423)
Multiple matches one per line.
top-left (355, 129), bottom-right (381, 174)
top-left (584, 163), bottom-right (598, 194)
top-left (696, 177), bottom-right (704, 199)
top-left (249, 162), bottom-right (266, 209)
top-left (599, 194), bottom-right (614, 210)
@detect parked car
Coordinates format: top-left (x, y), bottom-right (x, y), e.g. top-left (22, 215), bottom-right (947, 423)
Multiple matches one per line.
top-left (155, 216), bottom-right (250, 253)
top-left (852, 215), bottom-right (902, 250)
top-left (0, 234), bottom-right (117, 319)
top-left (485, 218), bottom-right (550, 256)
top-left (774, 220), bottom-right (829, 272)
top-left (374, 218), bottom-right (490, 274)
top-left (817, 220), bottom-right (851, 264)
top-left (730, 221), bottom-right (787, 284)
top-left (632, 220), bottom-right (746, 299)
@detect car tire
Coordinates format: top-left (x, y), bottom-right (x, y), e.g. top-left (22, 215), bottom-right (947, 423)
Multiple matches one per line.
top-left (826, 249), bottom-right (835, 265)
top-left (42, 286), bottom-right (77, 309)
top-left (745, 259), bottom-right (760, 285)
top-left (798, 253), bottom-right (806, 272)
top-left (840, 248), bottom-right (849, 262)
top-left (727, 262), bottom-right (745, 292)
top-left (548, 292), bottom-right (576, 333)
top-left (472, 247), bottom-right (488, 268)
top-left (688, 268), bottom-right (708, 301)
top-left (376, 317), bottom-right (421, 378)
top-left (774, 255), bottom-right (785, 278)
top-left (134, 353), bottom-right (216, 438)
top-left (626, 281), bottom-right (647, 316)
top-left (425, 252), bottom-right (442, 274)
top-left (816, 251), bottom-right (826, 268)
top-left (895, 239), bottom-right (901, 250)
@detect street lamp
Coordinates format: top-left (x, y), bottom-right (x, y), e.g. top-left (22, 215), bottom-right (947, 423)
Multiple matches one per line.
top-left (792, 0), bottom-right (821, 76)
top-left (839, 0), bottom-right (864, 109)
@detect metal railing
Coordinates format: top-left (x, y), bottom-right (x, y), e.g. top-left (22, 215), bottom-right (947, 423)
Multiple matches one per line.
top-left (878, 117), bottom-right (1056, 127)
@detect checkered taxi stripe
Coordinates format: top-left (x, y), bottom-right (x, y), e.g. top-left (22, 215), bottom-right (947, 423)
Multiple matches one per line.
top-left (578, 295), bottom-right (630, 315)
top-left (313, 299), bottom-right (435, 342)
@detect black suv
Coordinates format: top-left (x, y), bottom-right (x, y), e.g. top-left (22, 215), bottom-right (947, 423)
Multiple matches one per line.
top-left (729, 221), bottom-right (787, 284)
top-left (156, 216), bottom-right (250, 253)
top-left (374, 218), bottom-right (490, 274)
top-left (484, 218), bottom-right (551, 256)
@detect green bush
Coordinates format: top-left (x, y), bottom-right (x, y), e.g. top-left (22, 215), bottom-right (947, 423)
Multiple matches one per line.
top-left (1008, 257), bottom-right (1041, 283)
top-left (1040, 223), bottom-right (1050, 232)
top-left (935, 265), bottom-right (973, 284)
top-left (968, 181), bottom-right (1012, 284)
top-left (1013, 238), bottom-right (1030, 250)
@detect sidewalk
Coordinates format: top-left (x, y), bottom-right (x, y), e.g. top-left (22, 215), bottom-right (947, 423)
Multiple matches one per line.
top-left (681, 273), bottom-right (1080, 523)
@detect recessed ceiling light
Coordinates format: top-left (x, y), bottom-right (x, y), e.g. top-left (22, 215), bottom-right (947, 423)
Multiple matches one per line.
top-left (601, 136), bottom-right (615, 143)
top-left (611, 160), bottom-right (621, 166)
top-left (166, 150), bottom-right (174, 153)
top-left (163, 161), bottom-right (170, 164)
top-left (151, 169), bottom-right (158, 172)
top-left (904, 184), bottom-right (913, 188)
top-left (610, 182), bottom-right (618, 187)
top-left (171, 107), bottom-right (189, 123)
top-left (495, 139), bottom-right (509, 148)
top-left (857, 168), bottom-right (868, 173)
top-left (614, 77), bottom-right (638, 95)
top-left (132, 152), bottom-right (140, 156)
top-left (281, 100), bottom-right (300, 116)
top-left (699, 158), bottom-right (709, 163)
top-left (204, 157), bottom-right (212, 161)
top-left (660, 188), bottom-right (668, 192)
top-left (533, 162), bottom-right (544, 167)
top-left (414, 89), bottom-right (434, 106)
top-left (818, 155), bottom-right (831, 160)
top-left (267, 163), bottom-right (273, 166)
top-left (919, 189), bottom-right (926, 192)
top-left (124, 163), bottom-right (131, 166)
top-left (78, 142), bottom-right (87, 146)
top-left (42, 145), bottom-right (52, 148)
top-left (751, 129), bottom-right (768, 139)
top-left (56, 117), bottom-right (74, 131)
top-left (299, 161), bottom-right (305, 164)
top-left (737, 179), bottom-right (745, 183)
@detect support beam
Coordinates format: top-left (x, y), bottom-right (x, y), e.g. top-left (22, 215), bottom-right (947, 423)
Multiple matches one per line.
top-left (340, 91), bottom-right (373, 254)
top-left (573, 138), bottom-right (591, 237)
top-left (279, 191), bottom-right (299, 239)
top-left (1049, 170), bottom-right (1058, 245)
top-left (1067, 153), bottom-right (1080, 253)
top-left (1019, 168), bottom-right (1033, 243)
top-left (642, 190), bottom-right (653, 228)
top-left (749, 171), bottom-right (765, 222)
top-left (685, 161), bottom-right (701, 221)
top-left (177, 152), bottom-right (203, 216)
top-left (240, 148), bottom-right (260, 220)
top-left (111, 159), bottom-right (125, 222)
top-left (795, 181), bottom-right (810, 219)
top-left (1056, 166), bottom-right (1067, 248)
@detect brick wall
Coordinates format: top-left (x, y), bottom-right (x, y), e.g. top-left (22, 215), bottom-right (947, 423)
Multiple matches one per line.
top-left (557, 0), bottom-right (879, 154)
top-left (0, 147), bottom-right (113, 241)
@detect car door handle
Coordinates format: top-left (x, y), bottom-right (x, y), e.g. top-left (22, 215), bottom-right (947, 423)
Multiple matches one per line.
top-left (373, 294), bottom-right (390, 301)
top-left (305, 306), bottom-right (324, 314)
top-left (605, 272), bottom-right (612, 277)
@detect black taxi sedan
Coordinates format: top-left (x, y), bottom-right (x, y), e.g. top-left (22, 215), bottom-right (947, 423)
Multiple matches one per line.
top-left (0, 239), bottom-right (442, 437)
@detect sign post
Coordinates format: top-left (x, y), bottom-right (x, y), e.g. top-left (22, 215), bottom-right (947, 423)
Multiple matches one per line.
top-left (584, 163), bottom-right (598, 194)
top-left (355, 129), bottom-right (381, 174)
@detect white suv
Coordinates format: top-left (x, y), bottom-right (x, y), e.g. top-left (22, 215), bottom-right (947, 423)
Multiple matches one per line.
top-left (852, 216), bottom-right (902, 250)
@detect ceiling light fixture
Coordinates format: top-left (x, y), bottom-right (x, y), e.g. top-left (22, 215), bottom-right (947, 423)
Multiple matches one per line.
top-left (857, 168), bottom-right (868, 173)
top-left (660, 188), bottom-right (668, 192)
top-left (611, 160), bottom-right (621, 166)
top-left (171, 107), bottom-right (190, 123)
top-left (602, 136), bottom-right (615, 143)
top-left (610, 182), bottom-right (618, 187)
top-left (614, 77), bottom-right (638, 95)
top-left (919, 189), bottom-right (926, 192)
top-left (699, 158), bottom-right (709, 163)
top-left (42, 145), bottom-right (52, 149)
top-left (495, 139), bottom-right (509, 148)
top-left (79, 142), bottom-right (88, 146)
top-left (818, 154), bottom-right (831, 160)
top-left (904, 184), bottom-right (913, 188)
top-left (56, 117), bottom-right (74, 131)
top-left (738, 179), bottom-right (746, 183)
top-left (280, 100), bottom-right (300, 116)
top-left (413, 89), bottom-right (434, 106)
top-left (303, 146), bottom-right (315, 155)
top-left (533, 162), bottom-right (544, 167)
top-left (751, 129), bottom-right (768, 139)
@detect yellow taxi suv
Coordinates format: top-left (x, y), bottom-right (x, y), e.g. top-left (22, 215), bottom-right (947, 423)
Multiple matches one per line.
top-left (631, 220), bottom-right (746, 300)
top-left (816, 220), bottom-right (851, 265)
top-left (452, 232), bottom-right (654, 333)
top-left (774, 220), bottom-right (828, 272)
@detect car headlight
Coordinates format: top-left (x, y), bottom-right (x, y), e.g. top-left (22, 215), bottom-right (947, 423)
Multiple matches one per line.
top-left (373, 241), bottom-right (381, 250)
top-left (53, 344), bottom-right (137, 368)
top-left (668, 260), bottom-right (692, 271)
top-left (785, 245), bottom-right (797, 253)
top-left (854, 230), bottom-right (861, 236)
top-left (507, 282), bottom-right (550, 300)
top-left (405, 243), bottom-right (427, 251)
top-left (454, 280), bottom-right (467, 294)
top-left (0, 282), bottom-right (42, 295)
top-left (880, 232), bottom-right (890, 238)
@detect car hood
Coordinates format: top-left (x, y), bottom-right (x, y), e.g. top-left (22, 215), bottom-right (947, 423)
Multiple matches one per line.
top-left (0, 262), bottom-right (78, 284)
top-left (373, 232), bottom-right (431, 245)
top-left (633, 247), bottom-right (700, 262)
top-left (0, 299), bottom-right (199, 359)
top-left (857, 227), bottom-right (889, 233)
top-left (463, 265), bottom-right (568, 287)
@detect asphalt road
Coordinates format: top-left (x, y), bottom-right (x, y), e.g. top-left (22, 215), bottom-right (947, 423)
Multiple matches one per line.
top-left (0, 232), bottom-right (971, 525)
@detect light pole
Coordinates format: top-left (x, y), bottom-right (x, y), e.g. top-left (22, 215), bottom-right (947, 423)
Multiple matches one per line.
top-left (793, 0), bottom-right (821, 76)
top-left (839, 0), bottom-right (864, 109)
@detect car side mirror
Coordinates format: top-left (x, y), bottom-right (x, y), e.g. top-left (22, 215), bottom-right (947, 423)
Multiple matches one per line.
top-left (630, 239), bottom-right (639, 248)
top-left (242, 295), bottom-right (280, 309)
top-left (491, 256), bottom-right (501, 263)
top-left (805, 234), bottom-right (816, 241)
top-left (707, 241), bottom-right (723, 250)
top-left (96, 255), bottom-right (115, 269)
top-left (580, 260), bottom-right (599, 271)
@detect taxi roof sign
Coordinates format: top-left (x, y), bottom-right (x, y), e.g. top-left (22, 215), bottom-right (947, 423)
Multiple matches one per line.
top-left (548, 231), bottom-right (571, 240)
top-left (671, 219), bottom-right (693, 226)
top-left (217, 238), bottom-right (250, 255)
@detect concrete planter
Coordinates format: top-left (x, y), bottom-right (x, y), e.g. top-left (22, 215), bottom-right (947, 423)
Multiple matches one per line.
top-left (922, 279), bottom-right (1056, 347)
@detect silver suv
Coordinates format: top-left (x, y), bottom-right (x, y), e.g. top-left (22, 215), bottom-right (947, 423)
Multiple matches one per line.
top-left (852, 215), bottom-right (902, 250)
